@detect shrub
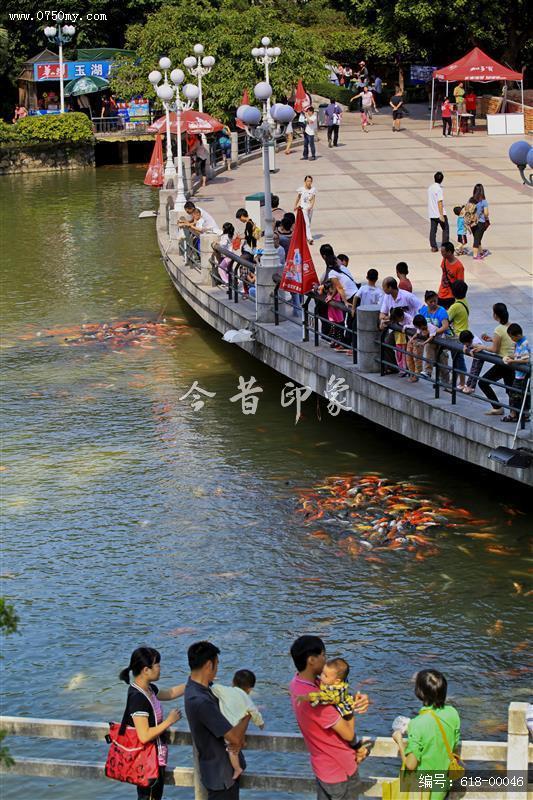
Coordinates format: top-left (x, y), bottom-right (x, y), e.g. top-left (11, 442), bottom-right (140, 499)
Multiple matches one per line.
top-left (14, 113), bottom-right (94, 145)
top-left (310, 81), bottom-right (355, 108)
top-left (0, 120), bottom-right (20, 143)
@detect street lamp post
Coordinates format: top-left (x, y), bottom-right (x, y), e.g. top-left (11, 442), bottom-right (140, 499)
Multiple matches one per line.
top-left (183, 44), bottom-right (215, 116)
top-left (508, 140), bottom-right (533, 186)
top-left (149, 58), bottom-right (176, 183)
top-left (251, 37), bottom-right (281, 173)
top-left (169, 69), bottom-right (200, 211)
top-left (44, 22), bottom-right (76, 114)
top-left (237, 83), bottom-right (295, 323)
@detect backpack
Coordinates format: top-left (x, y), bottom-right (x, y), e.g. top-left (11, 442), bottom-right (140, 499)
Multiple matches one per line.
top-left (252, 222), bottom-right (262, 241)
top-left (463, 201), bottom-right (478, 228)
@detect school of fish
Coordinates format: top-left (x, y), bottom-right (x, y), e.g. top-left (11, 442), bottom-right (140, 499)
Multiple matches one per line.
top-left (296, 473), bottom-right (504, 561)
top-left (5, 317), bottom-right (190, 350)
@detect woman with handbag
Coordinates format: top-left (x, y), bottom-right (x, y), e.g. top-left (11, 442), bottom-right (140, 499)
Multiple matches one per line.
top-left (390, 669), bottom-right (462, 800)
top-left (116, 647), bottom-right (185, 800)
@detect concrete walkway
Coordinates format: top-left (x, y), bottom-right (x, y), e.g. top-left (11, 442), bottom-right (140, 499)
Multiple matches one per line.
top-left (194, 107), bottom-right (532, 331)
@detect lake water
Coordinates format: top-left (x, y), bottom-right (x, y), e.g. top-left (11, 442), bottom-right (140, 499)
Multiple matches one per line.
top-left (1, 166), bottom-right (530, 798)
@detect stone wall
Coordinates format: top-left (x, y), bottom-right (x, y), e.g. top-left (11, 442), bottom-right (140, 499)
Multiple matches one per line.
top-left (0, 142), bottom-right (95, 174)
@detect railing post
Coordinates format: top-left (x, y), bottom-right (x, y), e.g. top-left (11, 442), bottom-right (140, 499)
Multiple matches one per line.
top-left (303, 297), bottom-right (310, 342)
top-left (192, 745), bottom-right (208, 800)
top-left (434, 346), bottom-right (441, 399)
top-left (230, 131), bottom-right (239, 168)
top-left (356, 307), bottom-right (381, 373)
top-left (451, 353), bottom-right (457, 405)
top-left (199, 235), bottom-right (218, 284)
top-left (273, 284), bottom-right (280, 325)
top-left (227, 262), bottom-right (233, 300)
top-left (506, 702), bottom-right (529, 800)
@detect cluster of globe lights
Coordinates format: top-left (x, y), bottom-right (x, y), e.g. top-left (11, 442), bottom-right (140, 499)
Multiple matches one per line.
top-left (44, 24), bottom-right (75, 39)
top-left (183, 43), bottom-right (215, 73)
top-left (251, 37), bottom-right (281, 60)
top-left (236, 82), bottom-right (295, 127)
top-left (508, 140), bottom-right (533, 171)
top-left (148, 57), bottom-right (200, 105)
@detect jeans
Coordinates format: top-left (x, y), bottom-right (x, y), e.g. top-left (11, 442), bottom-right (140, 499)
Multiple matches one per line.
top-left (327, 124), bottom-right (339, 145)
top-left (478, 364), bottom-right (515, 409)
top-left (303, 132), bottom-right (316, 159)
top-left (442, 117), bottom-right (452, 135)
top-left (207, 782), bottom-right (239, 800)
top-left (429, 215), bottom-right (449, 249)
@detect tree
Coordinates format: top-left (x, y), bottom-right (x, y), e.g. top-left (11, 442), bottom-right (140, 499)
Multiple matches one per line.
top-left (340, 0), bottom-right (532, 69)
top-left (0, 598), bottom-right (18, 767)
top-left (110, 0), bottom-right (361, 121)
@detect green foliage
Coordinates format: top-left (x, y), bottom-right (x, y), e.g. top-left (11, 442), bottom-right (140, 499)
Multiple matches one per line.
top-left (342, 0), bottom-right (532, 68)
top-left (0, 598), bottom-right (18, 636)
top-left (0, 119), bottom-right (16, 142)
top-left (110, 0), bottom-right (357, 123)
top-left (310, 82), bottom-right (354, 105)
top-left (0, 598), bottom-right (18, 767)
top-left (13, 113), bottom-right (94, 144)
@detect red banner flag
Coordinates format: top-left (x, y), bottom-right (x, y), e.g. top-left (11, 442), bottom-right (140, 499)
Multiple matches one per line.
top-left (144, 133), bottom-right (164, 187)
top-left (294, 79), bottom-right (310, 114)
top-left (279, 208), bottom-right (319, 295)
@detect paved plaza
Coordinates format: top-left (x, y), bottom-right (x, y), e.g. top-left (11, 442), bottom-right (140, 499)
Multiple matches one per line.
top-left (195, 107), bottom-right (532, 331)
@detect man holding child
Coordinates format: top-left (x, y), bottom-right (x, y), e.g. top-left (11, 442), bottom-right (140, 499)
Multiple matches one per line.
top-left (289, 635), bottom-right (369, 800)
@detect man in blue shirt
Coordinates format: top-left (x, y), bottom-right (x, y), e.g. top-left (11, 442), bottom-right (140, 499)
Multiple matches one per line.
top-left (184, 641), bottom-right (251, 799)
top-left (325, 98), bottom-right (343, 148)
top-left (373, 76), bottom-right (383, 107)
top-left (418, 290), bottom-right (451, 336)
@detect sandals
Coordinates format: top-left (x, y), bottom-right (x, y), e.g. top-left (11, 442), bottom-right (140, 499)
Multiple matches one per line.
top-left (501, 415), bottom-right (518, 423)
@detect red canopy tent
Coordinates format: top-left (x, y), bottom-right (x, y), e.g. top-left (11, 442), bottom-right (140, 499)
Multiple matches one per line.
top-left (429, 47), bottom-right (524, 128)
top-left (147, 110), bottom-right (224, 135)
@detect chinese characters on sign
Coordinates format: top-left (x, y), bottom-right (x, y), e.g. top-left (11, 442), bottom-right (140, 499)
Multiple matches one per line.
top-left (34, 61), bottom-right (112, 82)
top-left (179, 375), bottom-right (353, 422)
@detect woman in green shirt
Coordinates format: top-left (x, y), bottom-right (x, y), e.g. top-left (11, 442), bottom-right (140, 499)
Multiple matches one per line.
top-left (393, 669), bottom-right (461, 800)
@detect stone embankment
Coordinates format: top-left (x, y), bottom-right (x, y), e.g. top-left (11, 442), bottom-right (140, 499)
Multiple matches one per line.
top-left (0, 142), bottom-right (95, 174)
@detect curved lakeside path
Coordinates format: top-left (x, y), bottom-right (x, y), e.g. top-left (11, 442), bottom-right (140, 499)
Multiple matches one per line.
top-left (158, 110), bottom-right (532, 484)
top-left (197, 111), bottom-right (531, 328)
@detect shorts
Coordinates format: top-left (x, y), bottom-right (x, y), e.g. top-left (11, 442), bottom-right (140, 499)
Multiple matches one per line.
top-left (392, 110), bottom-right (403, 120)
top-left (316, 770), bottom-right (362, 800)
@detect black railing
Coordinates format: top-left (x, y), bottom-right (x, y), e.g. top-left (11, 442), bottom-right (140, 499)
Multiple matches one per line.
top-left (379, 323), bottom-right (531, 425)
top-left (180, 229), bottom-right (201, 271)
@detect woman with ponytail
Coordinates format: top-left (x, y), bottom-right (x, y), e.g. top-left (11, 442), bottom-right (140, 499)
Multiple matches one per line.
top-left (119, 647), bottom-right (185, 799)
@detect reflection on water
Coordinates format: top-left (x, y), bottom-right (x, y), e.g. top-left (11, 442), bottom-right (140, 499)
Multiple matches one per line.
top-left (1, 167), bottom-right (530, 798)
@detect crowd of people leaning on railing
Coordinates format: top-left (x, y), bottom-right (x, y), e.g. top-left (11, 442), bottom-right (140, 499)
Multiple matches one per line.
top-left (176, 196), bottom-right (530, 425)
top-left (112, 638), bottom-right (467, 800)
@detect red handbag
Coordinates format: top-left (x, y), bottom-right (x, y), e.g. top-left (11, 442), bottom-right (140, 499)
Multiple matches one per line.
top-left (105, 718), bottom-right (159, 787)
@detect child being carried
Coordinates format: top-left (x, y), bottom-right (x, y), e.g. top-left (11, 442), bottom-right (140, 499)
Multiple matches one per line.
top-left (297, 657), bottom-right (370, 752)
top-left (212, 669), bottom-right (264, 780)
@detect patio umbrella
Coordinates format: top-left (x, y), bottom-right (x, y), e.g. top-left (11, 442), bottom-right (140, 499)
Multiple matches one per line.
top-left (236, 88), bottom-right (250, 130)
top-left (144, 133), bottom-right (164, 187)
top-left (64, 76), bottom-right (110, 96)
top-left (279, 208), bottom-right (319, 295)
top-left (147, 110), bottom-right (224, 135)
top-left (294, 79), bottom-right (310, 113)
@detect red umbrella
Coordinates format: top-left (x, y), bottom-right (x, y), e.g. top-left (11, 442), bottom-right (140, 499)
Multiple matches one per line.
top-left (294, 79), bottom-right (310, 114)
top-left (143, 133), bottom-right (164, 187)
top-left (147, 110), bottom-right (224, 135)
top-left (236, 88), bottom-right (250, 130)
top-left (279, 209), bottom-right (319, 295)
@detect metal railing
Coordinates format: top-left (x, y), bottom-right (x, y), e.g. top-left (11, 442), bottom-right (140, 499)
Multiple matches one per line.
top-left (180, 229), bottom-right (202, 271)
top-left (1, 703), bottom-right (531, 798)
top-left (379, 323), bottom-right (531, 424)
top-left (92, 116), bottom-right (154, 134)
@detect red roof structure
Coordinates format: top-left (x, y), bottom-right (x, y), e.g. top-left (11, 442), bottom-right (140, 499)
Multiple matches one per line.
top-left (433, 47), bottom-right (522, 82)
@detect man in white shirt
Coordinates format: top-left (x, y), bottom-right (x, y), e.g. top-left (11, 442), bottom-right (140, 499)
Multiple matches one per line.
top-left (427, 171), bottom-right (449, 253)
top-left (180, 208), bottom-right (222, 236)
top-left (183, 201), bottom-right (222, 235)
top-left (302, 106), bottom-right (317, 161)
top-left (379, 277), bottom-right (421, 325)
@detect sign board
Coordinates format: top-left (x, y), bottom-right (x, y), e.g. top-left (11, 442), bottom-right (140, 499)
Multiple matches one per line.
top-left (34, 61), bottom-right (113, 82)
top-left (410, 65), bottom-right (436, 85)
